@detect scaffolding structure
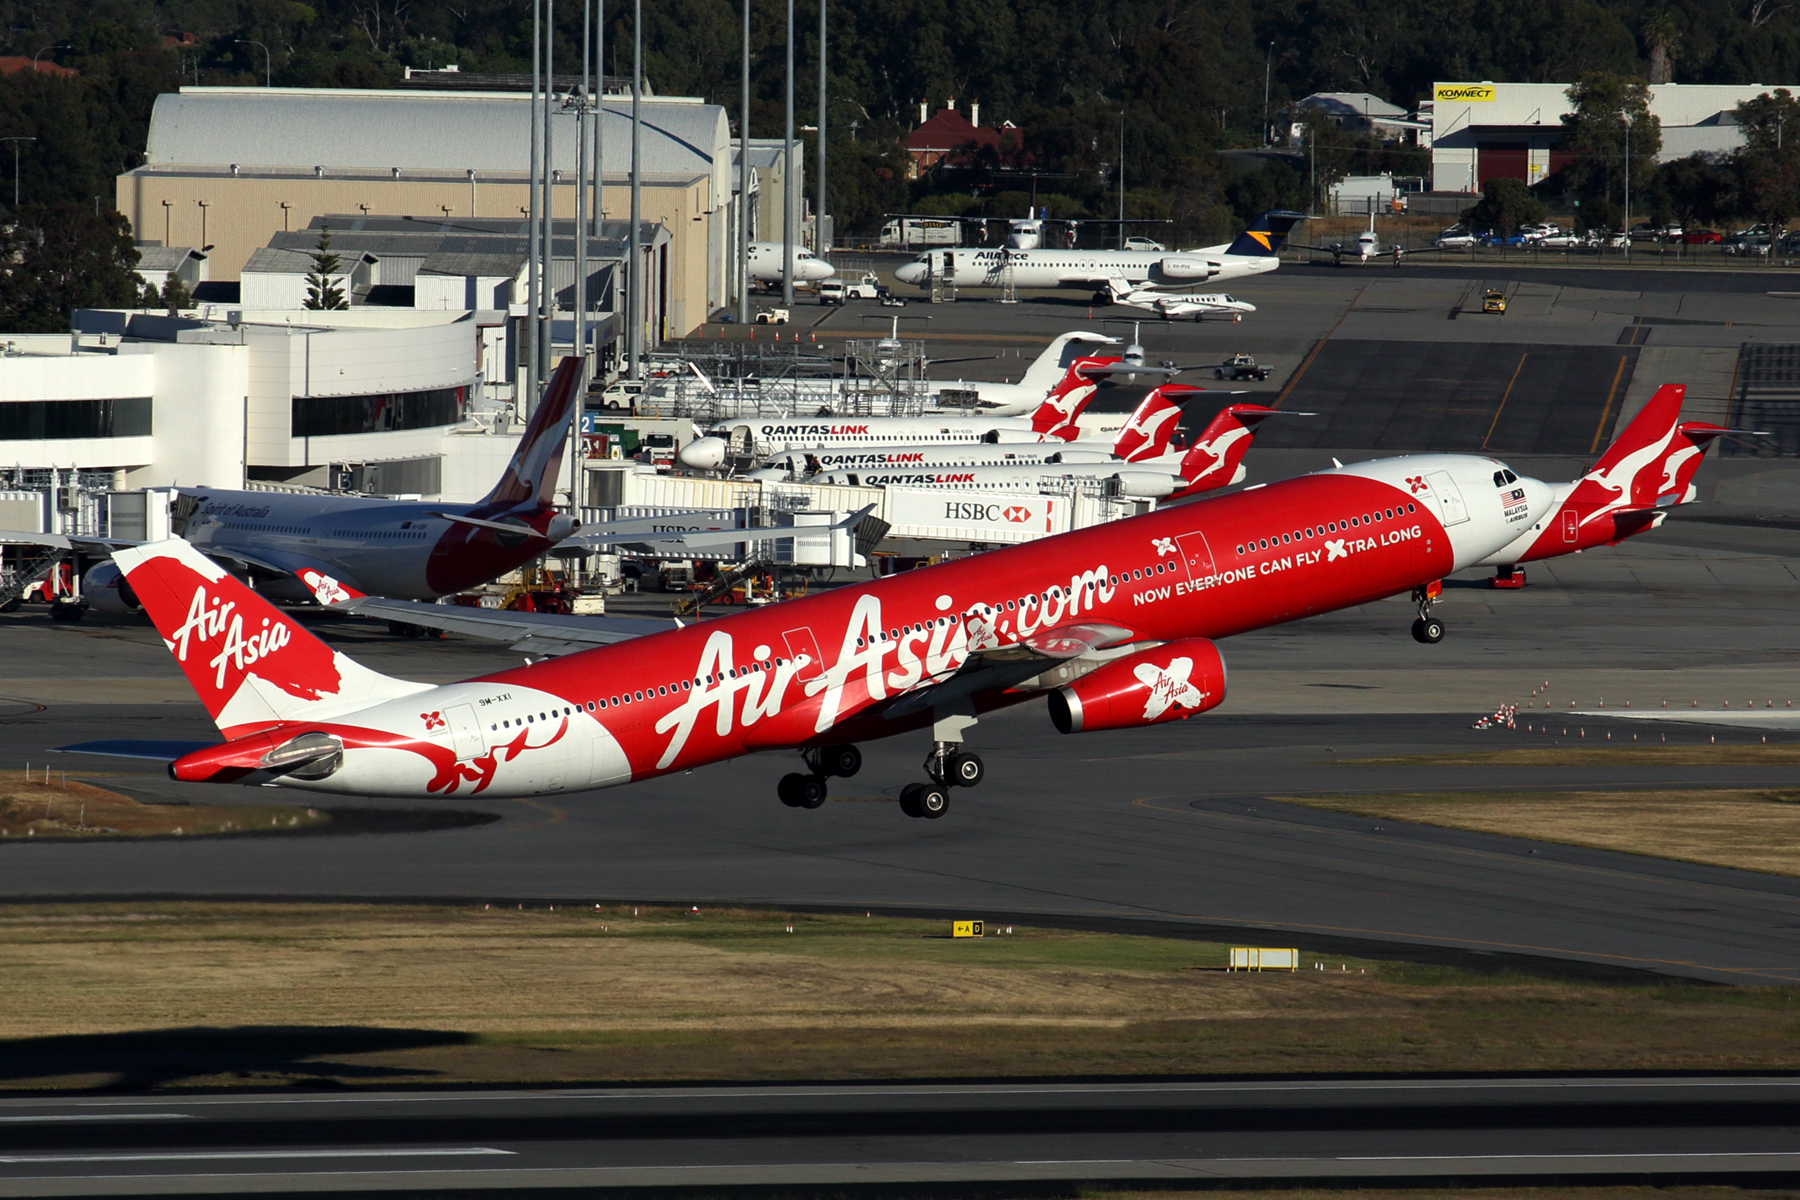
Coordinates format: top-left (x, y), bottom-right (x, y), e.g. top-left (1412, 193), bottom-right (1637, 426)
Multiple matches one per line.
top-left (632, 337), bottom-right (929, 421)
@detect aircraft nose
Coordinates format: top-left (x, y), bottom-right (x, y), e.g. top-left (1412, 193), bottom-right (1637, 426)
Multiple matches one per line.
top-left (894, 261), bottom-right (926, 285)
top-left (809, 260), bottom-right (836, 280)
top-left (1515, 474), bottom-right (1556, 524)
top-left (677, 436), bottom-right (727, 470)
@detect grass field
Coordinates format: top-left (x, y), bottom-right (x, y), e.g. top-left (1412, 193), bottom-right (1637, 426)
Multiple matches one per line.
top-left (1279, 788), bottom-right (1800, 876)
top-left (7, 903), bottom-right (1800, 1091)
top-left (0, 772), bottom-right (327, 839)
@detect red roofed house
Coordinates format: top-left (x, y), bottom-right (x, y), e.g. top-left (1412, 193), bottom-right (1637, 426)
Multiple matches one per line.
top-left (905, 101), bottom-right (1021, 178)
top-left (0, 56), bottom-right (77, 78)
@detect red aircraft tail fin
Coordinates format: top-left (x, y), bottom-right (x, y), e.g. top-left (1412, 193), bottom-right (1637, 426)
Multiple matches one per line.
top-left (479, 357), bottom-right (582, 509)
top-left (111, 539), bottom-right (425, 738)
top-left (1170, 404), bottom-right (1283, 497)
top-left (1029, 355), bottom-right (1116, 441)
top-left (1579, 383), bottom-right (1687, 509)
top-left (1113, 384), bottom-right (1205, 463)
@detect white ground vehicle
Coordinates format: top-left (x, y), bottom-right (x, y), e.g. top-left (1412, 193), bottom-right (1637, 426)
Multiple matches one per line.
top-left (754, 308), bottom-right (792, 325)
top-left (597, 379), bottom-right (645, 412)
top-left (819, 273), bottom-right (882, 304)
top-left (879, 218), bottom-right (962, 247)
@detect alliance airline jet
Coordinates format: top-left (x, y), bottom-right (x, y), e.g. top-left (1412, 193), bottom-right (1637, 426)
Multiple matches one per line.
top-left (86, 444), bottom-right (1559, 819)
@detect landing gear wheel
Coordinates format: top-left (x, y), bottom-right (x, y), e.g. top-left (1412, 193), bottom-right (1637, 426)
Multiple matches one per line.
top-left (899, 783), bottom-right (924, 819)
top-left (918, 785), bottom-right (950, 819)
top-left (778, 773), bottom-right (806, 807)
top-left (948, 752), bottom-right (984, 788)
top-left (819, 744), bottom-right (861, 778)
top-left (1411, 617), bottom-right (1445, 644)
top-left (780, 773), bottom-right (827, 808)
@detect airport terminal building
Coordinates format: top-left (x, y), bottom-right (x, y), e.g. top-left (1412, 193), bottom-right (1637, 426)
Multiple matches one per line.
top-left (115, 87), bottom-right (802, 340)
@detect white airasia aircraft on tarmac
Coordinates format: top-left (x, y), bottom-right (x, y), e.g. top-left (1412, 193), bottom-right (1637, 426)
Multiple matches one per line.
top-left (79, 442), bottom-right (1562, 818)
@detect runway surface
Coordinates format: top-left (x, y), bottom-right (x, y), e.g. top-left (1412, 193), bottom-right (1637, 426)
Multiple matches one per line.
top-left (5, 1077), bottom-right (1800, 1195)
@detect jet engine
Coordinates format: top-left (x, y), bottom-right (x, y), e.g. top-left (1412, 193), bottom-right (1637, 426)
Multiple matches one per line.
top-left (1153, 256), bottom-right (1215, 282)
top-left (1048, 638), bottom-right (1226, 733)
top-left (82, 560), bottom-right (140, 613)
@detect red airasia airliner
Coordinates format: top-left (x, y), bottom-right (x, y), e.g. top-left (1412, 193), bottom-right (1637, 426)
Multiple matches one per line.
top-left (97, 450), bottom-right (1554, 819)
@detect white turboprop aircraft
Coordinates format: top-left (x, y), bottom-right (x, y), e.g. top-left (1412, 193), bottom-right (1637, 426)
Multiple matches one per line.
top-left (747, 242), bottom-right (836, 287)
top-left (893, 210), bottom-right (1304, 298)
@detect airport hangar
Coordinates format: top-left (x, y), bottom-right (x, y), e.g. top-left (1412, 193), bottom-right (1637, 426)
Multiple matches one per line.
top-left (114, 85), bottom-right (806, 342)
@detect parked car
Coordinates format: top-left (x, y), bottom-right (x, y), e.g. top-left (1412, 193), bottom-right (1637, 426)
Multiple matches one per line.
top-left (1583, 229), bottom-right (1629, 249)
top-left (1537, 230), bottom-right (1583, 248)
top-left (1680, 229), bottom-right (1723, 245)
top-left (1124, 236), bottom-right (1167, 252)
top-left (1434, 225), bottom-right (1478, 249)
top-left (597, 378), bottom-right (644, 413)
top-left (1629, 221), bottom-right (1683, 242)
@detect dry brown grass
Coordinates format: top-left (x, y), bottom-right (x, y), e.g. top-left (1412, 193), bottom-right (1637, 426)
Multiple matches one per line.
top-left (0, 772), bottom-right (327, 839)
top-left (6, 904), bottom-right (1800, 1090)
top-left (1281, 788), bottom-right (1800, 875)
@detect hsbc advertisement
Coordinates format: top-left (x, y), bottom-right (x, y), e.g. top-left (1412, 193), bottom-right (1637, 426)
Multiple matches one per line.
top-left (883, 487), bottom-right (1073, 544)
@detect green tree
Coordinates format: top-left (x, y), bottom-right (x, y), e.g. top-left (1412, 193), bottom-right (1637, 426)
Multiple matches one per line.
top-left (1557, 73), bottom-right (1661, 220)
top-left (0, 205), bottom-right (141, 331)
top-left (303, 224), bottom-right (347, 311)
top-left (1734, 89), bottom-right (1800, 237)
top-left (1463, 178), bottom-right (1548, 233)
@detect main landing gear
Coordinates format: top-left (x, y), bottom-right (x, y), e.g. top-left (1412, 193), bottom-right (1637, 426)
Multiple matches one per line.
top-left (1410, 579), bottom-right (1445, 644)
top-left (777, 743), bottom-right (862, 809)
top-left (897, 708), bottom-right (983, 820)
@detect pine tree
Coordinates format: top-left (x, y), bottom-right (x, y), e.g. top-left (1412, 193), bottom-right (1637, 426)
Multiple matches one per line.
top-left (303, 224), bottom-right (347, 310)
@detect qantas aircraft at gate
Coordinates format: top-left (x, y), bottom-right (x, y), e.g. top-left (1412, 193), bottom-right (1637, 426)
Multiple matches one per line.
top-left (97, 448), bottom-right (1560, 819)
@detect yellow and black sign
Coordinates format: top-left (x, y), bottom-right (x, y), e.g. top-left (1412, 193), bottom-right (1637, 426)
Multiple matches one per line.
top-left (1435, 83), bottom-right (1497, 103)
top-left (952, 920), bottom-right (985, 938)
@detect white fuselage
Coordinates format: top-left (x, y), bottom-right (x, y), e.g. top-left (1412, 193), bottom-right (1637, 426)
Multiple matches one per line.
top-left (748, 242), bottom-right (836, 283)
top-left (676, 416), bottom-right (1079, 470)
top-left (894, 246), bottom-right (1280, 291)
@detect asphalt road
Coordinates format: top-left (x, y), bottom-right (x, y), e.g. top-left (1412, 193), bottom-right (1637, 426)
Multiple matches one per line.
top-left (5, 1078), bottom-right (1800, 1195)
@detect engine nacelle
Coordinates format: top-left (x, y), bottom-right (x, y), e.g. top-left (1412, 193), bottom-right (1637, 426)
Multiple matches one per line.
top-left (1154, 256), bottom-right (1214, 282)
top-left (82, 560), bottom-right (139, 613)
top-left (1048, 638), bottom-right (1226, 733)
top-left (1109, 469), bottom-right (1182, 499)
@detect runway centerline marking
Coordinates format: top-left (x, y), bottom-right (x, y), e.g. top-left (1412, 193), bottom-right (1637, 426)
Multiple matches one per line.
top-left (0, 1147), bottom-right (513, 1164)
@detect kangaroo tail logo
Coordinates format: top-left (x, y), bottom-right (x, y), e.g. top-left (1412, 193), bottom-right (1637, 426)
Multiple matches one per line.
top-left (1171, 404), bottom-right (1283, 496)
top-left (1031, 355), bottom-right (1118, 440)
top-left (1114, 383), bottom-right (1206, 463)
top-left (480, 357), bottom-right (583, 509)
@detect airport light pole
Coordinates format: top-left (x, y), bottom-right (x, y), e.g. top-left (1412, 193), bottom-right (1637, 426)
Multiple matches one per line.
top-left (572, 0), bottom-right (591, 516)
top-left (628, 0), bottom-right (642, 379)
top-left (592, 0), bottom-right (603, 240)
top-left (816, 0), bottom-right (827, 256)
top-left (30, 45), bottom-right (68, 72)
top-left (542, 0), bottom-right (556, 383)
top-left (1, 137), bottom-right (34, 210)
top-left (235, 39), bottom-right (271, 87)
top-left (1262, 42), bottom-right (1273, 146)
top-left (527, 0), bottom-right (542, 416)
top-left (782, 0), bottom-right (795, 306)
top-left (1622, 110), bottom-right (1631, 259)
top-left (737, 0), bottom-right (750, 323)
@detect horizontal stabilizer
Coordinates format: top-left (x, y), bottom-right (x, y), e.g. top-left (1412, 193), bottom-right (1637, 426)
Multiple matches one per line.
top-left (53, 739), bottom-right (218, 761)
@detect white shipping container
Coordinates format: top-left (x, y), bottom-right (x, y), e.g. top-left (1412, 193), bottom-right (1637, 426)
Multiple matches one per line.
top-left (1228, 948), bottom-right (1299, 971)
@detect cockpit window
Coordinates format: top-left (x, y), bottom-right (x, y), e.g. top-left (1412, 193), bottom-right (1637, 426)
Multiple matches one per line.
top-left (1494, 469), bottom-right (1519, 487)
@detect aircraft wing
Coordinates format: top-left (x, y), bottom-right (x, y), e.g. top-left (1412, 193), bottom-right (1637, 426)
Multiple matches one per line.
top-left (0, 529), bottom-right (136, 553)
top-left (880, 621), bottom-right (1139, 720)
top-left (330, 595), bottom-right (674, 657)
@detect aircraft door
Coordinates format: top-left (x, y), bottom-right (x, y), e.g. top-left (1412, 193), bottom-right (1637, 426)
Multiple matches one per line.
top-left (446, 705), bottom-right (484, 762)
top-left (782, 627), bottom-right (826, 681)
top-left (1423, 470), bottom-right (1469, 526)
top-left (1176, 531), bottom-right (1216, 581)
top-left (1562, 507), bottom-right (1580, 543)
